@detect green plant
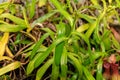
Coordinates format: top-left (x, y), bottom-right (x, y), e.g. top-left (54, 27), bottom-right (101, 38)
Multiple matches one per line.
top-left (26, 0), bottom-right (118, 80)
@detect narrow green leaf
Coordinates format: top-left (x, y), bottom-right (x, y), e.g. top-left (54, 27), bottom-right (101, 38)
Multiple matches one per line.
top-left (0, 13), bottom-right (26, 25)
top-left (55, 22), bottom-right (66, 66)
top-left (76, 23), bottom-right (89, 33)
top-left (85, 4), bottom-right (106, 38)
top-left (30, 33), bottom-right (50, 60)
top-left (34, 37), bottom-right (67, 68)
top-left (68, 53), bottom-right (82, 77)
top-left (96, 59), bottom-right (103, 80)
top-left (103, 37), bottom-right (111, 50)
top-left (73, 32), bottom-right (91, 52)
top-left (9, 4), bottom-right (16, 15)
top-left (22, 7), bottom-right (31, 29)
top-left (24, 45), bottom-right (47, 58)
top-left (50, 0), bottom-right (74, 26)
top-left (56, 22), bottom-right (66, 38)
top-left (0, 24), bottom-right (26, 32)
top-left (29, 0), bottom-right (36, 18)
top-left (85, 21), bottom-right (98, 38)
top-left (23, 44), bottom-right (35, 53)
top-left (0, 20), bottom-right (9, 24)
top-left (0, 61), bottom-right (21, 76)
top-left (31, 11), bottom-right (57, 28)
top-left (60, 48), bottom-right (67, 80)
top-left (72, 39), bottom-right (79, 53)
top-left (100, 42), bottom-right (105, 52)
top-left (101, 0), bottom-right (107, 11)
top-left (55, 42), bottom-right (65, 66)
top-left (83, 66), bottom-right (95, 80)
top-left (0, 2), bottom-right (10, 9)
top-left (41, 28), bottom-right (55, 40)
top-left (116, 0), bottom-right (120, 8)
top-left (78, 14), bottom-right (95, 23)
top-left (65, 23), bottom-right (71, 36)
top-left (27, 37), bottom-right (67, 75)
top-left (70, 74), bottom-right (78, 80)
top-left (27, 52), bottom-right (44, 75)
top-left (51, 62), bottom-right (59, 80)
top-left (36, 58), bottom-right (53, 80)
top-left (92, 52), bottom-right (106, 61)
top-left (66, 0), bottom-right (73, 13)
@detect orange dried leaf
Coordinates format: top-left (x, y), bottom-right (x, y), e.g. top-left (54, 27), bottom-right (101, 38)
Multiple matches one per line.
top-left (110, 27), bottom-right (120, 43)
top-left (109, 54), bottom-right (116, 64)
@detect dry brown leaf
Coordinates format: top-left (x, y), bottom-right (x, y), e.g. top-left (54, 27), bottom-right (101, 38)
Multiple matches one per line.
top-left (110, 27), bottom-right (120, 43)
